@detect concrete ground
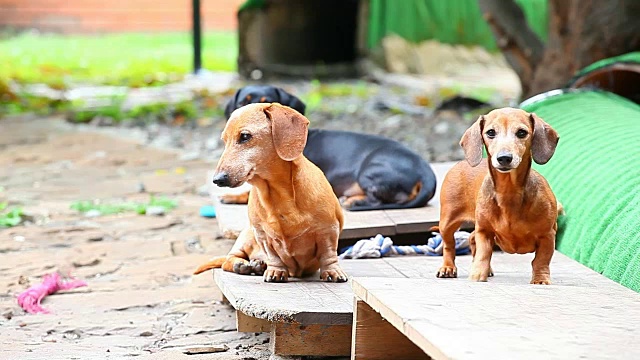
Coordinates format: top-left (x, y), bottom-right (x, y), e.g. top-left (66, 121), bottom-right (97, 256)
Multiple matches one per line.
top-left (0, 117), bottom-right (272, 359)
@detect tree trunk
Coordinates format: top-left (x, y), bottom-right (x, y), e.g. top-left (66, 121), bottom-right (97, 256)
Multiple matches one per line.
top-left (479, 0), bottom-right (640, 99)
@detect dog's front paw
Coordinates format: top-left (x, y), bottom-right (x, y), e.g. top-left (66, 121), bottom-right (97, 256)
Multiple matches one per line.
top-left (233, 259), bottom-right (266, 276)
top-left (530, 277), bottom-right (551, 285)
top-left (339, 195), bottom-right (370, 209)
top-left (436, 265), bottom-right (457, 278)
top-left (320, 267), bottom-right (348, 283)
top-left (218, 192), bottom-right (249, 204)
top-left (469, 270), bottom-right (490, 282)
top-left (263, 267), bottom-right (289, 283)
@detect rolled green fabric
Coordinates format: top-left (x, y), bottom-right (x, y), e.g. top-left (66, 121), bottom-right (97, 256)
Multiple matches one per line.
top-left (522, 90), bottom-right (640, 292)
top-left (569, 51), bottom-right (640, 83)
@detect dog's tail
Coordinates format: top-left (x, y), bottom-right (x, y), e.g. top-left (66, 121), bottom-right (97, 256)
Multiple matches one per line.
top-left (193, 256), bottom-right (226, 275)
top-left (347, 169), bottom-right (437, 212)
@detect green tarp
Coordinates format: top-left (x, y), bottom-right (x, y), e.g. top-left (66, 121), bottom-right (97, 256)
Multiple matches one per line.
top-left (569, 51), bottom-right (640, 84)
top-left (522, 90), bottom-right (640, 292)
top-left (367, 0), bottom-right (548, 49)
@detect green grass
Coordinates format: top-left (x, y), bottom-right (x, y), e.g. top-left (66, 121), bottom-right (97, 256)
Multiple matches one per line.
top-left (0, 202), bottom-right (24, 228)
top-left (0, 32), bottom-right (237, 87)
top-left (70, 196), bottom-right (178, 216)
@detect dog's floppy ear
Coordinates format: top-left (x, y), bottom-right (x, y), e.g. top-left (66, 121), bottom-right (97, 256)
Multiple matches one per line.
top-left (224, 89), bottom-right (242, 119)
top-left (460, 115), bottom-right (485, 167)
top-left (530, 113), bottom-right (559, 165)
top-left (264, 103), bottom-right (310, 161)
top-left (274, 87), bottom-right (307, 115)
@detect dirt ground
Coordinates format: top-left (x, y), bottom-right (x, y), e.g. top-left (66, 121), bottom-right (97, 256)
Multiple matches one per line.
top-left (0, 117), bottom-right (273, 359)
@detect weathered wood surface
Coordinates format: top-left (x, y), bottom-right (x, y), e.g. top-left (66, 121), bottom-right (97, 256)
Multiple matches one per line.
top-left (236, 311), bottom-right (270, 333)
top-left (352, 252), bottom-right (640, 360)
top-left (270, 322), bottom-right (352, 356)
top-left (351, 299), bottom-right (430, 360)
top-left (384, 206), bottom-right (439, 234)
top-left (210, 162), bottom-right (455, 240)
top-left (213, 258), bottom-right (407, 326)
top-left (341, 210), bottom-right (397, 239)
top-left (214, 250), bottom-right (621, 327)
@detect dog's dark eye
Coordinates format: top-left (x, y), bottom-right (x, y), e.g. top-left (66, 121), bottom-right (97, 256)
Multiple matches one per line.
top-left (238, 133), bottom-right (252, 144)
top-left (486, 129), bottom-right (496, 139)
top-left (516, 129), bottom-right (528, 139)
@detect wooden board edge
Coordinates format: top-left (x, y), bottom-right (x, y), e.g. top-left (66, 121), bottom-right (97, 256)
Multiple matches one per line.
top-left (270, 321), bottom-right (352, 356)
top-left (213, 269), bottom-right (238, 307)
top-left (351, 299), bottom-right (430, 360)
top-left (237, 310), bottom-right (271, 333)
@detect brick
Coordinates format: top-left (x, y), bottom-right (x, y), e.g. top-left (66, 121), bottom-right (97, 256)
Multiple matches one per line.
top-left (0, 0), bottom-right (244, 32)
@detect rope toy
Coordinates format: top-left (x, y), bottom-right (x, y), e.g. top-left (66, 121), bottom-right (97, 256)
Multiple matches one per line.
top-left (17, 273), bottom-right (87, 314)
top-left (339, 232), bottom-right (471, 259)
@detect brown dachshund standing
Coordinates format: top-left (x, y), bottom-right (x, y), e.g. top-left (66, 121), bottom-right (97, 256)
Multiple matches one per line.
top-left (194, 103), bottom-right (347, 283)
top-left (436, 108), bottom-right (559, 284)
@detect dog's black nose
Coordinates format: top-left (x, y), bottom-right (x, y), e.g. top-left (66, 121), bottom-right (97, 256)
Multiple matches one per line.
top-left (497, 154), bottom-right (513, 166)
top-left (212, 172), bottom-right (231, 187)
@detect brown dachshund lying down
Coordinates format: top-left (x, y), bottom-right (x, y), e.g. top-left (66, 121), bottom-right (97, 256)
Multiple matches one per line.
top-left (435, 108), bottom-right (560, 284)
top-left (194, 103), bottom-right (347, 283)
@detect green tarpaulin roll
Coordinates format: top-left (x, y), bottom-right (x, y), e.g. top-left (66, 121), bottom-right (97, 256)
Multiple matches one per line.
top-left (521, 90), bottom-right (640, 293)
top-left (571, 52), bottom-right (640, 81)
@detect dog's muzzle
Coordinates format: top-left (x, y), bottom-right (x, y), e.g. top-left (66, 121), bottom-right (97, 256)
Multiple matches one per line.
top-left (212, 172), bottom-right (231, 187)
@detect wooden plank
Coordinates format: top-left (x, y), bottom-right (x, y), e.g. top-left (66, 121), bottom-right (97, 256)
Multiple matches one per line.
top-left (351, 299), bottom-right (430, 360)
top-left (384, 206), bottom-right (439, 233)
top-left (236, 311), bottom-right (271, 332)
top-left (270, 322), bottom-right (352, 356)
top-left (352, 252), bottom-right (640, 360)
top-left (341, 210), bottom-right (396, 239)
top-left (213, 258), bottom-right (407, 326)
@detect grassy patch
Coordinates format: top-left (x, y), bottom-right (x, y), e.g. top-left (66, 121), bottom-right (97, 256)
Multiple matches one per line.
top-left (302, 80), bottom-right (375, 111)
top-left (0, 32), bottom-right (237, 87)
top-left (0, 202), bottom-right (24, 228)
top-left (65, 90), bottom-right (226, 124)
top-left (70, 196), bottom-right (178, 216)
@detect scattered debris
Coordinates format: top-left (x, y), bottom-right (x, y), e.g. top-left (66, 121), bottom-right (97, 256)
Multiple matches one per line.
top-left (145, 206), bottom-right (166, 216)
top-left (85, 209), bottom-right (102, 218)
top-left (181, 345), bottom-right (229, 355)
top-left (72, 259), bottom-right (101, 268)
top-left (197, 184), bottom-right (210, 197)
top-left (63, 330), bottom-right (82, 340)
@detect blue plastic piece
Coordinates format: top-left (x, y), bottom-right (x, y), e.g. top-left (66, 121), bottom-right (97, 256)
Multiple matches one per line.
top-left (199, 205), bottom-right (217, 218)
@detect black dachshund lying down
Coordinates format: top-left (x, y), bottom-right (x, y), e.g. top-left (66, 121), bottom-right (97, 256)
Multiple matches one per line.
top-left (219, 85), bottom-right (437, 211)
